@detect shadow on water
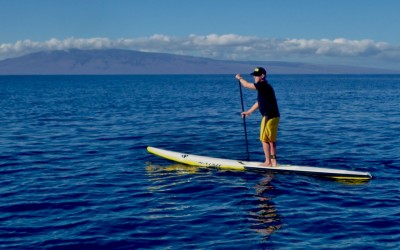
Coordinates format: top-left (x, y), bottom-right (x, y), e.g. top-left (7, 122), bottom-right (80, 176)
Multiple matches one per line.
top-left (145, 163), bottom-right (284, 240)
top-left (248, 174), bottom-right (283, 239)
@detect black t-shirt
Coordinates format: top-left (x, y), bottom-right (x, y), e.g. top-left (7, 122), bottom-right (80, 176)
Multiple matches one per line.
top-left (254, 80), bottom-right (280, 119)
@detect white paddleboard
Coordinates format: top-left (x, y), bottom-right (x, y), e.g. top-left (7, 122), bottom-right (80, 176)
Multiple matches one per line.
top-left (147, 146), bottom-right (372, 180)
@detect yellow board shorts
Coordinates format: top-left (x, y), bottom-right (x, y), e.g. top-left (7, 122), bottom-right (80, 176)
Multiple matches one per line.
top-left (260, 117), bottom-right (280, 143)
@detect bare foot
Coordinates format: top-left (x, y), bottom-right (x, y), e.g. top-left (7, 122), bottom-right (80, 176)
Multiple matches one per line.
top-left (260, 162), bottom-right (272, 167)
top-left (271, 159), bottom-right (277, 167)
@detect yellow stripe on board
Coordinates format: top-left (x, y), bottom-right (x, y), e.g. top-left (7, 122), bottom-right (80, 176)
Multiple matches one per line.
top-left (147, 146), bottom-right (245, 171)
top-left (329, 176), bottom-right (371, 181)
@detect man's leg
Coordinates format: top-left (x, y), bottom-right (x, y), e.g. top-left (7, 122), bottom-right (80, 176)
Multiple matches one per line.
top-left (261, 141), bottom-right (271, 166)
top-left (269, 142), bottom-right (277, 166)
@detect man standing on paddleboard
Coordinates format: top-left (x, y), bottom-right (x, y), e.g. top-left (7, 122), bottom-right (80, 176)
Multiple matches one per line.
top-left (236, 67), bottom-right (280, 167)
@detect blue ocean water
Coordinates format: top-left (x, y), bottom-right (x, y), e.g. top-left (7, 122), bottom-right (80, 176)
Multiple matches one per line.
top-left (0, 74), bottom-right (399, 249)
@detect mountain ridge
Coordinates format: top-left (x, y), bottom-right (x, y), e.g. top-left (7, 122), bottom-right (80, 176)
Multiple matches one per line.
top-left (0, 49), bottom-right (398, 75)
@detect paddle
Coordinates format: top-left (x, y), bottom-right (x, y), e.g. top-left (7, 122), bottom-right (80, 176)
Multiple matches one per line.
top-left (238, 80), bottom-right (250, 161)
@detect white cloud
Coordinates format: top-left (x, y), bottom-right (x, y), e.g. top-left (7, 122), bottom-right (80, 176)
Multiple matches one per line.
top-left (280, 38), bottom-right (390, 56)
top-left (0, 35), bottom-right (399, 68)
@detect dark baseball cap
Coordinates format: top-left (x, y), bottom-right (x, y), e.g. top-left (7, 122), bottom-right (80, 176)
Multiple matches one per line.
top-left (250, 67), bottom-right (267, 76)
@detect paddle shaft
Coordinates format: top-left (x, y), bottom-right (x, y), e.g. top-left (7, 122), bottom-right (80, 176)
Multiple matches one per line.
top-left (238, 80), bottom-right (250, 161)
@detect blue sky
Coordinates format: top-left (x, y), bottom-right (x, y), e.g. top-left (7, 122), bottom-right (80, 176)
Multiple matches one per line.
top-left (1, 0), bottom-right (399, 70)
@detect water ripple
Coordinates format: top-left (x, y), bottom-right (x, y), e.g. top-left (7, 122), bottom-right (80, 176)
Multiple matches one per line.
top-left (0, 75), bottom-right (399, 249)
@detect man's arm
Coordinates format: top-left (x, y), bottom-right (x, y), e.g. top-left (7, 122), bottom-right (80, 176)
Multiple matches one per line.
top-left (236, 74), bottom-right (256, 90)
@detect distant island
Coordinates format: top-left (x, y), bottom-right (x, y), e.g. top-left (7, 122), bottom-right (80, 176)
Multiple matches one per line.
top-left (0, 49), bottom-right (398, 75)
